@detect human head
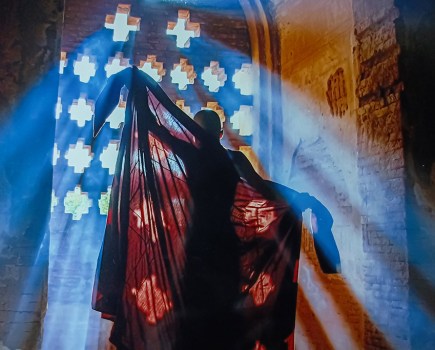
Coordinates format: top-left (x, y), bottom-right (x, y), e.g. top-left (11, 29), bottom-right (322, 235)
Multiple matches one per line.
top-left (193, 109), bottom-right (223, 140)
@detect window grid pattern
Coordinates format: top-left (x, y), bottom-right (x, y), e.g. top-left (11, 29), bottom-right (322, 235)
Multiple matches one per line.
top-left (53, 4), bottom-right (253, 219)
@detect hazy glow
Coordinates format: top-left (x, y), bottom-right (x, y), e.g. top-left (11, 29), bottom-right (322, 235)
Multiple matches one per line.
top-left (170, 58), bottom-right (196, 90)
top-left (138, 55), bottom-right (166, 82)
top-left (105, 53), bottom-right (131, 78)
top-left (297, 251), bottom-right (359, 349)
top-left (63, 186), bottom-right (92, 220)
top-left (105, 5), bottom-right (140, 42)
top-left (99, 141), bottom-right (119, 175)
top-left (64, 139), bottom-right (93, 173)
top-left (73, 55), bottom-right (97, 83)
top-left (230, 105), bottom-right (253, 136)
top-left (166, 10), bottom-right (200, 48)
top-left (68, 97), bottom-right (94, 127)
top-left (233, 63), bottom-right (253, 95)
top-left (201, 61), bottom-right (227, 92)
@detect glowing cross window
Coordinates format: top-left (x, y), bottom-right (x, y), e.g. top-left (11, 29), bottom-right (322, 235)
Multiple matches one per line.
top-left (68, 96), bottom-right (94, 127)
top-left (59, 51), bottom-right (67, 74)
top-left (232, 63), bottom-right (254, 95)
top-left (201, 61), bottom-right (227, 92)
top-left (73, 54), bottom-right (97, 83)
top-left (138, 55), bottom-right (166, 82)
top-left (176, 100), bottom-right (193, 118)
top-left (170, 58), bottom-right (196, 90)
top-left (52, 143), bottom-right (60, 165)
top-left (51, 190), bottom-right (58, 213)
top-left (64, 186), bottom-right (92, 220)
top-left (55, 97), bottom-right (62, 119)
top-left (100, 141), bottom-right (119, 175)
top-left (202, 102), bottom-right (226, 124)
top-left (64, 139), bottom-right (93, 173)
top-left (98, 187), bottom-right (111, 215)
top-left (105, 4), bottom-right (140, 42)
top-left (106, 86), bottom-right (127, 129)
top-left (105, 52), bottom-right (131, 78)
top-left (230, 105), bottom-right (254, 136)
top-left (167, 10), bottom-right (200, 48)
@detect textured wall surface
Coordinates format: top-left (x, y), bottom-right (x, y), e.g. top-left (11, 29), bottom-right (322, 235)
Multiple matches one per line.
top-left (0, 1), bottom-right (62, 349)
top-left (270, 0), bottom-right (365, 348)
top-left (270, 0), bottom-right (411, 348)
top-left (353, 0), bottom-right (409, 348)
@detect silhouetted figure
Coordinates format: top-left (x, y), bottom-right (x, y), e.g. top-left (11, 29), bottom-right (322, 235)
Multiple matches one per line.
top-left (92, 68), bottom-right (339, 350)
top-left (193, 110), bottom-right (341, 275)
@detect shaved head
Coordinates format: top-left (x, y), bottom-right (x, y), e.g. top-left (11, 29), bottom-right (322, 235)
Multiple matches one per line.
top-left (193, 110), bottom-right (222, 140)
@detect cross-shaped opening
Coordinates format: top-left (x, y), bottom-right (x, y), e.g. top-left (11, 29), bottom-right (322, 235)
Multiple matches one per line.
top-left (201, 61), bottom-right (227, 92)
top-left (166, 9), bottom-right (200, 48)
top-left (138, 55), bottom-right (166, 82)
top-left (68, 96), bottom-right (94, 127)
top-left (170, 58), bottom-right (196, 90)
top-left (73, 54), bottom-right (97, 83)
top-left (105, 4), bottom-right (140, 42)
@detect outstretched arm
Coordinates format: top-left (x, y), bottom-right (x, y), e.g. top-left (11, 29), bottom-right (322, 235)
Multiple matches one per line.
top-left (93, 68), bottom-right (133, 137)
top-left (227, 150), bottom-right (278, 200)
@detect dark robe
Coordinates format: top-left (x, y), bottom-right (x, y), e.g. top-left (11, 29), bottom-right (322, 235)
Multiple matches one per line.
top-left (92, 67), bottom-right (334, 350)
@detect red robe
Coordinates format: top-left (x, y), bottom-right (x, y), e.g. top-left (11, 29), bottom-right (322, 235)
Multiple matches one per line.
top-left (92, 67), bottom-right (302, 350)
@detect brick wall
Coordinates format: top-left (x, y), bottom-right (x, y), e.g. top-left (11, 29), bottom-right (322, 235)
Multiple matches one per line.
top-left (352, 1), bottom-right (410, 348)
top-left (0, 1), bottom-right (63, 349)
top-left (270, 0), bottom-right (411, 348)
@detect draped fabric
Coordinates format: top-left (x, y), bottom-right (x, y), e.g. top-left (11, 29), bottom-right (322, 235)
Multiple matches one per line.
top-left (92, 67), bottom-right (302, 350)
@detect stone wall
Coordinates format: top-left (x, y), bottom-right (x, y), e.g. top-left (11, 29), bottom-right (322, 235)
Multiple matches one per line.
top-left (353, 0), bottom-right (409, 348)
top-left (269, 0), bottom-right (366, 348)
top-left (0, 1), bottom-right (63, 349)
top-left (270, 0), bottom-right (411, 348)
